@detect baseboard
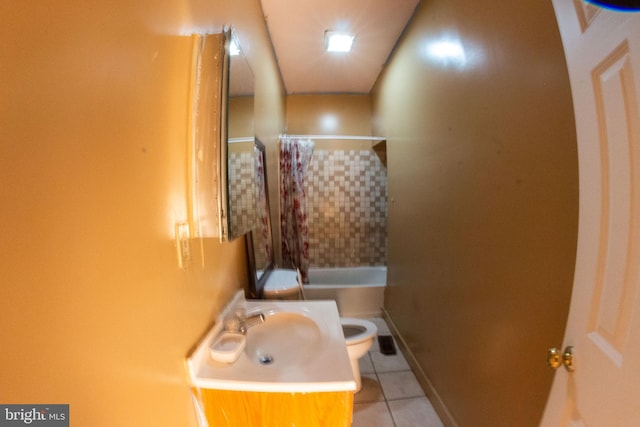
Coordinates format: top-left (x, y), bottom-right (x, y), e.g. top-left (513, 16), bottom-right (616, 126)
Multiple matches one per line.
top-left (381, 308), bottom-right (459, 427)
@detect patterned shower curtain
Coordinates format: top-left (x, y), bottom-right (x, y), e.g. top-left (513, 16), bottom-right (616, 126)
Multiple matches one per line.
top-left (279, 137), bottom-right (314, 283)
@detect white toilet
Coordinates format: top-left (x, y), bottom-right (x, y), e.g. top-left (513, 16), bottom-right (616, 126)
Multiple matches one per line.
top-left (339, 317), bottom-right (377, 392)
top-left (261, 269), bottom-right (303, 300)
top-left (262, 269), bottom-right (378, 392)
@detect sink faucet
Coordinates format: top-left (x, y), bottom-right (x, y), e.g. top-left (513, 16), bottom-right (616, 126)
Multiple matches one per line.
top-left (224, 310), bottom-right (265, 334)
top-left (239, 313), bottom-right (266, 333)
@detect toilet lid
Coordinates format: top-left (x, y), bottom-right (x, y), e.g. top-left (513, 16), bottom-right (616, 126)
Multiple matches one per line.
top-left (263, 269), bottom-right (299, 293)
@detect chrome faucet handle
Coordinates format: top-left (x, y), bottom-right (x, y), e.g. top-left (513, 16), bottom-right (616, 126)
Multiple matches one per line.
top-left (238, 312), bottom-right (266, 334)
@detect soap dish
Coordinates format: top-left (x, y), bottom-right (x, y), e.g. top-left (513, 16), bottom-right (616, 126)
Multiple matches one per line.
top-left (209, 332), bottom-right (246, 363)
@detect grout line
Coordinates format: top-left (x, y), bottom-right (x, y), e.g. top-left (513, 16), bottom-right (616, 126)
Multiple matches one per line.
top-left (381, 311), bottom-right (456, 427)
top-left (370, 356), bottom-right (397, 427)
top-left (355, 317), bottom-right (438, 427)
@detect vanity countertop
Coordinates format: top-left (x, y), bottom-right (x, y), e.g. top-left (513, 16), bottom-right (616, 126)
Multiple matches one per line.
top-left (187, 293), bottom-right (356, 393)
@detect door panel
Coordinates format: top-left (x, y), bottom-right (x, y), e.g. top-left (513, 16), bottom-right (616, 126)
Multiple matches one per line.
top-left (542, 1), bottom-right (640, 426)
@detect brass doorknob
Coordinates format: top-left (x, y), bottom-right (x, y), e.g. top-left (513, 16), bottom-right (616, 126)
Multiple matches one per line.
top-left (547, 346), bottom-right (575, 372)
top-left (562, 346), bottom-right (575, 372)
top-left (547, 347), bottom-right (562, 369)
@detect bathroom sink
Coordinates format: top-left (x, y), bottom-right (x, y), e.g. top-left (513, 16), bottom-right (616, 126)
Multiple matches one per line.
top-left (186, 291), bottom-right (356, 393)
top-left (244, 311), bottom-right (323, 366)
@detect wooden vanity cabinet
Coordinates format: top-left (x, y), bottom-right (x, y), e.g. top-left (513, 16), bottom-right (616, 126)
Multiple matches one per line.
top-left (197, 387), bottom-right (353, 426)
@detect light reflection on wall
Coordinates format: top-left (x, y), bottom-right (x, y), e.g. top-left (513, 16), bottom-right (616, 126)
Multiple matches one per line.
top-left (428, 40), bottom-right (466, 63)
top-left (320, 114), bottom-right (339, 133)
top-left (424, 36), bottom-right (484, 69)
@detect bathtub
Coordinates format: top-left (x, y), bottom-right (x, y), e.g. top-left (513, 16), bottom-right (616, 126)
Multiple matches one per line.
top-left (303, 266), bottom-right (386, 318)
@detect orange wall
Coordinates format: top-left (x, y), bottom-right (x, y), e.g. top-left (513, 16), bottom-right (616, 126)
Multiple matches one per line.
top-left (373, 1), bottom-right (578, 426)
top-left (0, 0), bottom-right (284, 426)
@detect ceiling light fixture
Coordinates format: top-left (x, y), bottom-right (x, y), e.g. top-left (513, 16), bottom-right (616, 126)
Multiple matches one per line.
top-left (325, 31), bottom-right (355, 53)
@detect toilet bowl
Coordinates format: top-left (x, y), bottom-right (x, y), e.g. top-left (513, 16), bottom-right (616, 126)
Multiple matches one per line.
top-left (340, 317), bottom-right (377, 392)
top-left (261, 269), bottom-right (301, 300)
top-left (262, 269), bottom-right (377, 392)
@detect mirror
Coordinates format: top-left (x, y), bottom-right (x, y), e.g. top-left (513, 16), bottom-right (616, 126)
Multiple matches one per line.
top-left (221, 31), bottom-right (275, 294)
top-left (229, 138), bottom-right (274, 297)
top-left (188, 29), bottom-right (271, 273)
top-left (223, 30), bottom-right (257, 241)
top-left (248, 140), bottom-right (274, 296)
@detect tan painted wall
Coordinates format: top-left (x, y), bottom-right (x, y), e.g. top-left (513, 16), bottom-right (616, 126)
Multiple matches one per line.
top-left (0, 1), bottom-right (284, 426)
top-left (228, 97), bottom-right (255, 139)
top-left (286, 94), bottom-right (372, 136)
top-left (285, 94), bottom-right (374, 150)
top-left (372, 1), bottom-right (578, 426)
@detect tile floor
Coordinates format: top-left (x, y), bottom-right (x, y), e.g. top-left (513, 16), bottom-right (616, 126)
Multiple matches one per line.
top-left (352, 318), bottom-right (444, 427)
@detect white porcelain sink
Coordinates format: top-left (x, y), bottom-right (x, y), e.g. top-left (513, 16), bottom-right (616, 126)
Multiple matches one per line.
top-left (187, 291), bottom-right (356, 393)
top-left (244, 310), bottom-right (324, 366)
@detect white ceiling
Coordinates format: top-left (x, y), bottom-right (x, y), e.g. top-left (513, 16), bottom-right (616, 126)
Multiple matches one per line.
top-left (259, 0), bottom-right (420, 94)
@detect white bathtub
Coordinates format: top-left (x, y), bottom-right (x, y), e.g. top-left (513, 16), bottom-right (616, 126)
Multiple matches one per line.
top-left (303, 266), bottom-right (386, 318)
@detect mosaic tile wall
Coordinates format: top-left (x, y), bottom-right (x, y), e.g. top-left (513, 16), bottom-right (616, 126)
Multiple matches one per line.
top-left (306, 149), bottom-right (387, 268)
top-left (228, 151), bottom-right (257, 236)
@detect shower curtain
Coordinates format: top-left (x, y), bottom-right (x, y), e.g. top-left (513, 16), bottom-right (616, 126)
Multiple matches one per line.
top-left (279, 137), bottom-right (314, 283)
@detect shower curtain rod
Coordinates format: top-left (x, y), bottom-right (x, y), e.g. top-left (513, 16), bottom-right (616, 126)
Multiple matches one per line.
top-left (280, 134), bottom-right (386, 141)
top-left (228, 137), bottom-right (254, 143)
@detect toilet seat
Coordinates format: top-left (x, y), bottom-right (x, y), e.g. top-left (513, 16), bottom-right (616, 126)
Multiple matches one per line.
top-left (340, 317), bottom-right (377, 345)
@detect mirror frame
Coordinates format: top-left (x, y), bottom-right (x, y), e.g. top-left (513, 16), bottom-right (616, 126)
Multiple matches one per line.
top-left (219, 29), bottom-right (231, 240)
top-left (224, 39), bottom-right (259, 241)
top-left (188, 32), bottom-right (227, 240)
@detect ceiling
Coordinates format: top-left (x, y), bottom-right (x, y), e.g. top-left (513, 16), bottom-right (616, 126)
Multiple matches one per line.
top-left (259, 0), bottom-right (420, 95)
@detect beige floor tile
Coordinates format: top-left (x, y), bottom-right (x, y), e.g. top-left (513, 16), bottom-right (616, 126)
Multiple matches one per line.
top-left (354, 373), bottom-right (385, 403)
top-left (370, 349), bottom-right (410, 373)
top-left (360, 352), bottom-right (375, 374)
top-left (378, 370), bottom-right (425, 400)
top-left (369, 317), bottom-right (391, 335)
top-left (351, 318), bottom-right (444, 427)
top-left (387, 397), bottom-right (444, 427)
top-left (352, 401), bottom-right (395, 427)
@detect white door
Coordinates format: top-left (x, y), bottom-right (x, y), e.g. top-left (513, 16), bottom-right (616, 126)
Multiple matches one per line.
top-left (541, 1), bottom-right (640, 426)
